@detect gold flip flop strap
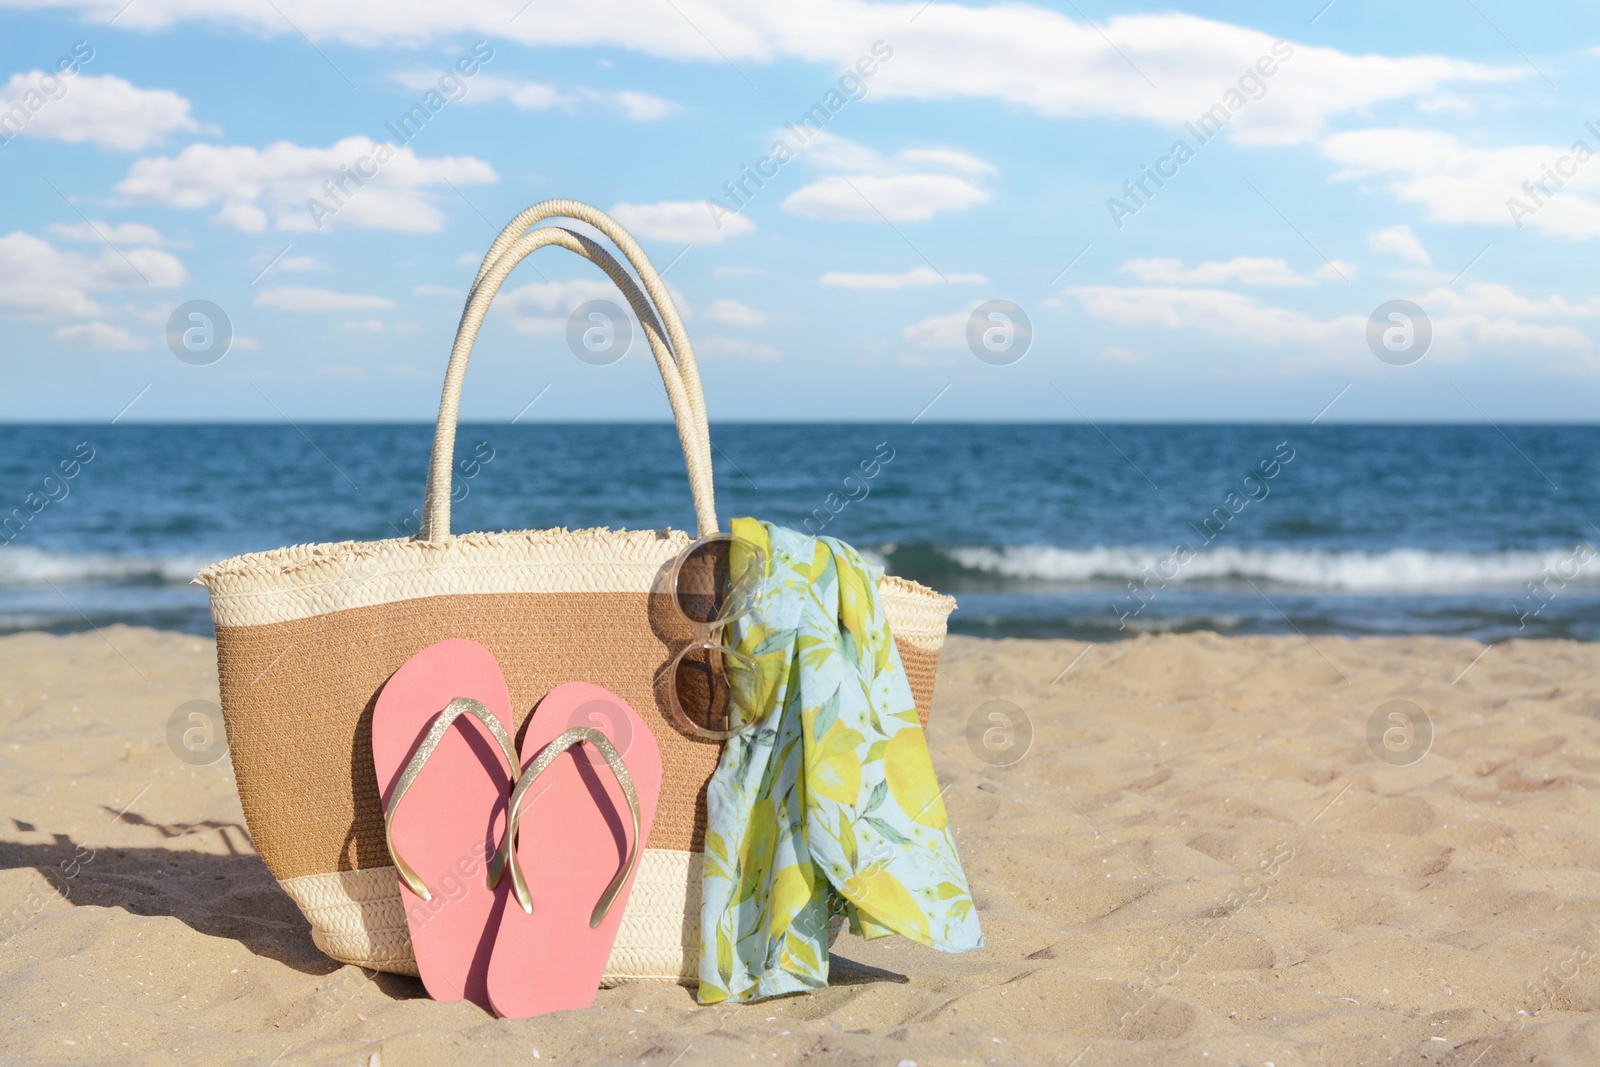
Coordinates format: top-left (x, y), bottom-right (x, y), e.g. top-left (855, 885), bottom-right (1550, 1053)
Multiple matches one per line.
top-left (383, 697), bottom-right (519, 901)
top-left (492, 726), bottom-right (642, 926)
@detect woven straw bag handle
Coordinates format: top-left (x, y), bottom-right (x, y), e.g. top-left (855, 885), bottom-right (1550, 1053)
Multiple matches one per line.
top-left (466, 200), bottom-right (713, 486)
top-left (419, 200), bottom-right (717, 541)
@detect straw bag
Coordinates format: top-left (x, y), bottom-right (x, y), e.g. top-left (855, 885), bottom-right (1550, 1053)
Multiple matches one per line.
top-left (196, 200), bottom-right (956, 984)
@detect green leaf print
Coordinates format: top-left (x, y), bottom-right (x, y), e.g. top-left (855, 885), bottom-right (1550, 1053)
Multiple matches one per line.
top-left (865, 816), bottom-right (913, 846)
top-left (812, 689), bottom-right (840, 740)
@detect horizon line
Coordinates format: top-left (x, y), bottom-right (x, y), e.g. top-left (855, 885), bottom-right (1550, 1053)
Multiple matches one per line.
top-left (1, 418), bottom-right (1598, 427)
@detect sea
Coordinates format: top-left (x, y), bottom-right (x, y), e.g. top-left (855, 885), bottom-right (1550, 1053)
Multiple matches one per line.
top-left (0, 423), bottom-right (1595, 644)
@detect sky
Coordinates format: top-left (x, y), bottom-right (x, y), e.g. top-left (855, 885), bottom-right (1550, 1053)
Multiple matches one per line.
top-left (0, 0), bottom-right (1597, 423)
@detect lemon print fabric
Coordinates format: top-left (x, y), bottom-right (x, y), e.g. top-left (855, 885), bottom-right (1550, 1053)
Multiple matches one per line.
top-left (698, 519), bottom-right (982, 1004)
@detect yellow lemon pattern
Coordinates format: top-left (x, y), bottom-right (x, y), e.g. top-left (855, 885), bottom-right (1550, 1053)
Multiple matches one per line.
top-left (885, 728), bottom-right (948, 830)
top-left (698, 520), bottom-right (983, 1004)
top-left (806, 722), bottom-right (866, 804)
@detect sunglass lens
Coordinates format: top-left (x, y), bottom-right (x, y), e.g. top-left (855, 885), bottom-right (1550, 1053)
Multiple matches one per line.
top-left (676, 538), bottom-right (763, 625)
top-left (672, 644), bottom-right (765, 736)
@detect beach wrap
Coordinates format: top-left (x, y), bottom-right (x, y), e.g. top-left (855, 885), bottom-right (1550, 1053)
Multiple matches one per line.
top-left (698, 518), bottom-right (983, 1003)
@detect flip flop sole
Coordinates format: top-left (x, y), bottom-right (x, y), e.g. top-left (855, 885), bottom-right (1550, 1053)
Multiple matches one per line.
top-left (371, 639), bottom-right (514, 1007)
top-left (486, 682), bottom-right (663, 1019)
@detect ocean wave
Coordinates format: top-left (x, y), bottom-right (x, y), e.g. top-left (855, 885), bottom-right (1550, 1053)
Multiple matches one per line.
top-left (0, 547), bottom-right (214, 586)
top-left (2, 542), bottom-right (1595, 596)
top-left (938, 544), bottom-right (1598, 592)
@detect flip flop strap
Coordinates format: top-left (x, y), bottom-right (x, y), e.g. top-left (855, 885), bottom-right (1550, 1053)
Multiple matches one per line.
top-left (383, 697), bottom-right (519, 901)
top-left (494, 727), bottom-right (642, 927)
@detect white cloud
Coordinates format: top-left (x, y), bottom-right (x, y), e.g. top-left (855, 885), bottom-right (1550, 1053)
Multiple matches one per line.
top-left (820, 266), bottom-right (986, 289)
top-left (696, 335), bottom-right (780, 361)
top-left (0, 71), bottom-right (198, 150)
top-left (493, 278), bottom-right (619, 333)
top-left (1322, 128), bottom-right (1600, 239)
top-left (51, 321), bottom-right (148, 350)
top-left (1118, 256), bottom-right (1321, 287)
top-left (799, 134), bottom-right (993, 177)
top-left (712, 265), bottom-right (763, 278)
top-left (1367, 224), bottom-right (1431, 265)
top-left (785, 174), bottom-right (987, 223)
top-left (47, 219), bottom-right (164, 246)
top-left (896, 148), bottom-right (996, 176)
top-left (116, 136), bottom-right (497, 233)
top-left (614, 90), bottom-right (677, 121)
top-left (796, 134), bottom-right (885, 173)
top-left (783, 134), bottom-right (992, 222)
top-left (107, 248), bottom-right (185, 287)
top-left (1069, 285), bottom-right (1359, 351)
top-left (902, 307), bottom-right (975, 349)
top-left (397, 72), bottom-right (679, 121)
top-left (705, 298), bottom-right (765, 325)
top-left (609, 200), bottom-right (754, 243)
top-left (492, 81), bottom-right (568, 110)
top-left (1417, 93), bottom-right (1474, 115)
top-left (46, 4), bottom-right (1517, 145)
top-left (397, 71), bottom-right (566, 110)
top-left (863, 13), bottom-right (1516, 146)
top-left (254, 286), bottom-right (395, 312)
top-left (1066, 281), bottom-right (1596, 361)
top-left (0, 231), bottom-right (186, 319)
top-left (340, 318), bottom-right (387, 332)
top-left (1422, 282), bottom-right (1600, 319)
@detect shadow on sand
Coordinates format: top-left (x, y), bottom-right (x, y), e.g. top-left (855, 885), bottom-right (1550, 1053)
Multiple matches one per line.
top-left (1, 812), bottom-right (419, 999)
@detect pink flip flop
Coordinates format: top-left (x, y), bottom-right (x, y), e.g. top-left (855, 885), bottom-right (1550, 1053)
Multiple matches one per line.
top-left (485, 682), bottom-right (662, 1019)
top-left (371, 639), bottom-right (519, 1008)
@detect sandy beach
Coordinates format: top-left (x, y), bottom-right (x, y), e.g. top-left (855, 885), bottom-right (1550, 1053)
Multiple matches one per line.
top-left (2, 626), bottom-right (1598, 1065)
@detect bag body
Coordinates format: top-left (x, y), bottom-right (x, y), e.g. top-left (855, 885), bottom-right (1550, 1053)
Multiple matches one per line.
top-left (197, 201), bottom-right (955, 982)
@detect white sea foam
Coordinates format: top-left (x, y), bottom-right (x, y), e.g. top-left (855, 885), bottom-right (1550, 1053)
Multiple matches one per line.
top-left (4, 542), bottom-right (1595, 596)
top-left (943, 544), bottom-right (1598, 592)
top-left (0, 547), bottom-right (214, 586)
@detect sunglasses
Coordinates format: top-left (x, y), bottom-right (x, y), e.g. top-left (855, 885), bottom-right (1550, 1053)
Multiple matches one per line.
top-left (663, 533), bottom-right (768, 741)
